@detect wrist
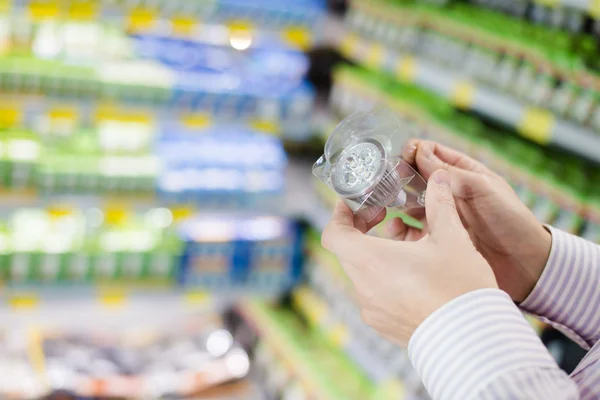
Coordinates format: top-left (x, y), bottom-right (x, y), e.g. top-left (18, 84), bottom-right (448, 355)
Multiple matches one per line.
top-left (514, 224), bottom-right (552, 303)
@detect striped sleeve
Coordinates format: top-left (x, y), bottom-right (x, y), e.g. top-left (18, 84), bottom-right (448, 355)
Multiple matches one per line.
top-left (407, 289), bottom-right (578, 400)
top-left (520, 226), bottom-right (600, 349)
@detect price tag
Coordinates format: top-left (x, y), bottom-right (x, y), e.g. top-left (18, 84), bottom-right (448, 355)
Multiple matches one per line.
top-left (128, 7), bottom-right (157, 33)
top-left (47, 205), bottom-right (74, 218)
top-left (590, 0), bottom-right (600, 18)
top-left (170, 205), bottom-right (195, 222)
top-left (171, 15), bottom-right (197, 36)
top-left (282, 26), bottom-right (312, 50)
top-left (28, 0), bottom-right (59, 21)
top-left (518, 108), bottom-right (554, 144)
top-left (327, 324), bottom-right (350, 348)
top-left (98, 290), bottom-right (126, 308)
top-left (372, 379), bottom-right (406, 400)
top-left (227, 20), bottom-right (254, 34)
top-left (250, 119), bottom-right (279, 134)
top-left (535, 0), bottom-right (560, 7)
top-left (451, 81), bottom-right (476, 110)
top-left (180, 113), bottom-right (212, 130)
top-left (8, 293), bottom-right (39, 309)
top-left (0, 0), bottom-right (12, 14)
top-left (104, 206), bottom-right (128, 225)
top-left (49, 106), bottom-right (78, 124)
top-left (365, 43), bottom-right (385, 70)
top-left (340, 34), bottom-right (358, 58)
top-left (395, 56), bottom-right (416, 83)
top-left (68, 1), bottom-right (98, 21)
top-left (184, 290), bottom-right (211, 305)
top-left (0, 105), bottom-right (21, 128)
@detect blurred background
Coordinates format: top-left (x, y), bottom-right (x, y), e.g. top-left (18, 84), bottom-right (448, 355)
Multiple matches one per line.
top-left (0, 0), bottom-right (596, 398)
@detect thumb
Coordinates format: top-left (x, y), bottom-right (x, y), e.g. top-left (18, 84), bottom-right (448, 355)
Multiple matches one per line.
top-left (425, 169), bottom-right (463, 243)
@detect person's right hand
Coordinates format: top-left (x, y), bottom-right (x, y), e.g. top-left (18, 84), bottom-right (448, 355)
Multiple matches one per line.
top-left (394, 139), bottom-right (552, 303)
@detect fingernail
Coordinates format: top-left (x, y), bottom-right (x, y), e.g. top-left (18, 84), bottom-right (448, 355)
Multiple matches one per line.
top-left (433, 170), bottom-right (451, 187)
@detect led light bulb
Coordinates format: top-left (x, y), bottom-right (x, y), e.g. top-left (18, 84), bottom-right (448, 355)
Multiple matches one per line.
top-left (313, 108), bottom-right (427, 221)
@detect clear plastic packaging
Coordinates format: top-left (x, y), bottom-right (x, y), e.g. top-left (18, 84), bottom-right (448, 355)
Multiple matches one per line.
top-left (313, 107), bottom-right (426, 221)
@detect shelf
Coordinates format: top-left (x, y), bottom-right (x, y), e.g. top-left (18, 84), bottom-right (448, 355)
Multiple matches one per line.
top-left (335, 31), bottom-right (600, 163)
top-left (533, 0), bottom-right (600, 17)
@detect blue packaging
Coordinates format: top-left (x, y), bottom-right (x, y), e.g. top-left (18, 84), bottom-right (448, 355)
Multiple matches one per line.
top-left (177, 215), bottom-right (304, 291)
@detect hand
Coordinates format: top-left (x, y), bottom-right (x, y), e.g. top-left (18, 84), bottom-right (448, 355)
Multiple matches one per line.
top-left (400, 140), bottom-right (552, 303)
top-left (322, 170), bottom-right (497, 346)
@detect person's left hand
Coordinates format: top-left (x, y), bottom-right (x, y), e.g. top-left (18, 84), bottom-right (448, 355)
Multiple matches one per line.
top-left (322, 170), bottom-right (498, 347)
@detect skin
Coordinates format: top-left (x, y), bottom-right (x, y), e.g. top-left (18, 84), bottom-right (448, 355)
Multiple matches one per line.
top-left (322, 169), bottom-right (498, 347)
top-left (401, 139), bottom-right (552, 303)
top-left (322, 140), bottom-right (553, 346)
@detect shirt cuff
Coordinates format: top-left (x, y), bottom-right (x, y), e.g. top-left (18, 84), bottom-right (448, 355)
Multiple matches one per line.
top-left (408, 289), bottom-right (558, 400)
top-left (520, 226), bottom-right (600, 349)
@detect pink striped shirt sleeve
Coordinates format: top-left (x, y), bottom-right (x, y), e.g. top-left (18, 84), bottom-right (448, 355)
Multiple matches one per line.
top-left (407, 227), bottom-right (600, 399)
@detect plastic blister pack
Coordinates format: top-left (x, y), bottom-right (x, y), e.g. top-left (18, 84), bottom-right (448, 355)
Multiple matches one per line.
top-left (313, 107), bottom-right (426, 221)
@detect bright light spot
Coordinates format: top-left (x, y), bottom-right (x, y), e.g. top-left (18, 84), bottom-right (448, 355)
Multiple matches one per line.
top-left (206, 329), bottom-right (233, 357)
top-left (146, 207), bottom-right (173, 229)
top-left (225, 348), bottom-right (250, 378)
top-left (229, 31), bottom-right (252, 50)
top-left (86, 208), bottom-right (104, 228)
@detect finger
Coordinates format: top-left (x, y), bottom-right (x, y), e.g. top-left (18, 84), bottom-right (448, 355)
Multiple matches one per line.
top-left (425, 170), bottom-right (465, 243)
top-left (415, 141), bottom-right (491, 179)
top-left (385, 217), bottom-right (407, 240)
top-left (415, 142), bottom-right (491, 199)
top-left (322, 201), bottom-right (378, 262)
top-left (401, 138), bottom-right (421, 165)
top-left (363, 208), bottom-right (387, 233)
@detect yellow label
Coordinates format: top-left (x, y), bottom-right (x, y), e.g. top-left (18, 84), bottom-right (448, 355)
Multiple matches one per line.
top-left (170, 205), bottom-right (195, 222)
top-left (49, 106), bottom-right (78, 122)
top-left (250, 119), bottom-right (279, 134)
top-left (95, 105), bottom-right (153, 125)
top-left (99, 291), bottom-right (126, 307)
top-left (340, 34), bottom-right (358, 58)
top-left (47, 205), bottom-right (74, 218)
top-left (171, 15), bottom-right (197, 36)
top-left (227, 20), bottom-right (254, 33)
top-left (590, 0), bottom-right (600, 18)
top-left (104, 206), bottom-right (127, 225)
top-left (282, 26), bottom-right (312, 50)
top-left (395, 56), bottom-right (416, 83)
top-left (294, 288), bottom-right (327, 323)
top-left (181, 113), bottom-right (212, 129)
top-left (373, 379), bottom-right (406, 400)
top-left (28, 0), bottom-right (59, 20)
top-left (128, 7), bottom-right (157, 32)
top-left (535, 0), bottom-right (560, 7)
top-left (327, 324), bottom-right (350, 348)
top-left (9, 294), bottom-right (39, 309)
top-left (184, 290), bottom-right (211, 305)
top-left (0, 0), bottom-right (12, 14)
top-left (0, 106), bottom-right (21, 127)
top-left (451, 81), bottom-right (476, 110)
top-left (518, 108), bottom-right (554, 144)
top-left (365, 43), bottom-right (385, 70)
top-left (68, 2), bottom-right (98, 21)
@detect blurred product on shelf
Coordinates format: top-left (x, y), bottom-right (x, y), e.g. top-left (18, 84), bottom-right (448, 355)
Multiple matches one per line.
top-left (0, 9), bottom-right (318, 140)
top-left (156, 129), bottom-right (287, 207)
top-left (233, 301), bottom-right (413, 400)
top-left (1, 207), bottom-right (181, 286)
top-left (5, 0), bottom-right (326, 32)
top-left (326, 64), bottom-right (600, 239)
top-left (0, 208), bottom-right (305, 294)
top-left (0, 320), bottom-right (256, 399)
top-left (337, 0), bottom-right (600, 160)
top-left (0, 126), bottom-right (288, 209)
top-left (178, 215), bottom-right (304, 291)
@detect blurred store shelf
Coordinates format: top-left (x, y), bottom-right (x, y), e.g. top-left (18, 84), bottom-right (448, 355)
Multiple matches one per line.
top-left (332, 28), bottom-right (600, 162)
